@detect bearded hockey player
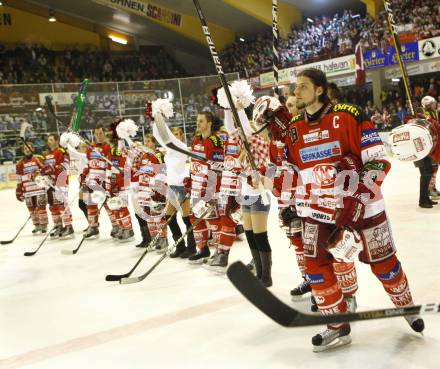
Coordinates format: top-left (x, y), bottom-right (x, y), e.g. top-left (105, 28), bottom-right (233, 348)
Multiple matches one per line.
top-left (255, 68), bottom-right (424, 352)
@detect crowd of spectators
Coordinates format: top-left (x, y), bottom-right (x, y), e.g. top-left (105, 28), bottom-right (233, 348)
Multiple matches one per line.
top-left (222, 0), bottom-right (440, 77)
top-left (0, 44), bottom-right (186, 85)
top-left (338, 73), bottom-right (440, 132)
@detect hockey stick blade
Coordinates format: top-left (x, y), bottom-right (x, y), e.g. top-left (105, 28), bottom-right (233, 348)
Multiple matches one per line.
top-left (0, 240), bottom-right (13, 245)
top-left (23, 251), bottom-right (37, 257)
top-left (227, 261), bottom-right (440, 327)
top-left (105, 273), bottom-right (130, 282)
top-left (119, 253), bottom-right (167, 284)
top-left (61, 248), bottom-right (77, 255)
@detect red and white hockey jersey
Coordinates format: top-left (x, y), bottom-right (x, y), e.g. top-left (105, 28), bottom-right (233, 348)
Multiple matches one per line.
top-left (281, 103), bottom-right (389, 223)
top-left (16, 155), bottom-right (46, 198)
top-left (190, 133), bottom-right (224, 199)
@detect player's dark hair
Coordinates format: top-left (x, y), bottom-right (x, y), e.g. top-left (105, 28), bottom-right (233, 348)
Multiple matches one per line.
top-left (327, 82), bottom-right (341, 103)
top-left (47, 133), bottom-right (60, 141)
top-left (297, 68), bottom-right (329, 103)
top-left (197, 111), bottom-right (214, 123)
top-left (95, 123), bottom-right (105, 131)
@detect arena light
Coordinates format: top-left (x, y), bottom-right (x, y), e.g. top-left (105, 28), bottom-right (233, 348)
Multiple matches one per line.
top-left (0, 2), bottom-right (3, 6)
top-left (48, 9), bottom-right (56, 22)
top-left (307, 18), bottom-right (314, 23)
top-left (239, 37), bottom-right (245, 42)
top-left (109, 35), bottom-right (128, 45)
top-left (351, 14), bottom-right (360, 18)
top-left (392, 78), bottom-right (400, 82)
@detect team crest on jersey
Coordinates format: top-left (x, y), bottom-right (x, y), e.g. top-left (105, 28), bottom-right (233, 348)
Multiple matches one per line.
top-left (299, 141), bottom-right (341, 163)
top-left (289, 127), bottom-right (298, 144)
top-left (224, 156), bottom-right (237, 170)
top-left (312, 164), bottom-right (338, 186)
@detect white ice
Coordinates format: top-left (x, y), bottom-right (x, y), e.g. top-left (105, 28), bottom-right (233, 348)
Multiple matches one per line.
top-left (0, 158), bottom-right (439, 369)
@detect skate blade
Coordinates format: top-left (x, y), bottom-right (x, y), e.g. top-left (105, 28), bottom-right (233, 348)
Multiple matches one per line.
top-left (118, 237), bottom-right (134, 243)
top-left (59, 234), bottom-right (75, 240)
top-left (84, 235), bottom-right (99, 240)
top-left (313, 335), bottom-right (352, 353)
top-left (188, 258), bottom-right (208, 265)
top-left (291, 292), bottom-right (311, 302)
top-left (61, 249), bottom-right (75, 255)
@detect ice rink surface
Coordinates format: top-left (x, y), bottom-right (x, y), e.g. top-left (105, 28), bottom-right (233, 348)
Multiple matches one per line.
top-left (1, 158), bottom-right (439, 369)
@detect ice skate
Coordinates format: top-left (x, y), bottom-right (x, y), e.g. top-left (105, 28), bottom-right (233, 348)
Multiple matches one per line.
top-left (154, 237), bottom-right (168, 253)
top-left (59, 225), bottom-right (74, 239)
top-left (118, 229), bottom-right (135, 243)
top-left (312, 324), bottom-right (352, 352)
top-left (246, 259), bottom-right (256, 276)
top-left (32, 225), bottom-right (41, 234)
top-left (84, 226), bottom-right (99, 240)
top-left (204, 251), bottom-right (229, 273)
top-left (50, 225), bottom-right (63, 239)
top-left (188, 246), bottom-right (210, 264)
top-left (110, 226), bottom-right (119, 239)
top-left (290, 279), bottom-right (311, 301)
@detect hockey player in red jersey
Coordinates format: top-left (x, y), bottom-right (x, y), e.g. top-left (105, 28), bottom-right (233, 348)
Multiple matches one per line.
top-left (105, 121), bottom-right (135, 242)
top-left (15, 141), bottom-right (48, 234)
top-left (185, 111), bottom-right (225, 263)
top-left (80, 124), bottom-right (117, 239)
top-left (255, 68), bottom-right (424, 351)
top-left (41, 133), bottom-right (74, 239)
top-left (132, 134), bottom-right (168, 251)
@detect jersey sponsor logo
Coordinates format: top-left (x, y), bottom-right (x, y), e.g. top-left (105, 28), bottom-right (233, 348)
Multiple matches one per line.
top-left (192, 150), bottom-right (206, 158)
top-left (303, 130), bottom-right (329, 144)
top-left (378, 262), bottom-right (401, 281)
top-left (361, 129), bottom-right (382, 147)
top-left (299, 141), bottom-right (341, 163)
top-left (289, 127), bottom-right (298, 144)
top-left (212, 152), bottom-right (224, 161)
top-left (312, 164), bottom-right (338, 186)
top-left (311, 212), bottom-right (332, 221)
top-left (226, 145), bottom-right (239, 155)
top-left (44, 158), bottom-right (56, 165)
top-left (89, 159), bottom-right (106, 169)
top-left (194, 144), bottom-right (204, 152)
top-left (90, 151), bottom-right (103, 159)
top-left (333, 103), bottom-right (361, 117)
top-left (392, 131), bottom-right (410, 143)
top-left (305, 273), bottom-right (325, 284)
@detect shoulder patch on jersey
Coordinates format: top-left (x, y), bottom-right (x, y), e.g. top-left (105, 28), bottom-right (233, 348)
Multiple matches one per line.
top-left (332, 103), bottom-right (364, 122)
top-left (208, 134), bottom-right (224, 148)
top-left (111, 148), bottom-right (121, 156)
top-left (290, 113), bottom-right (304, 124)
top-left (155, 152), bottom-right (165, 163)
top-left (35, 155), bottom-right (45, 160)
top-left (58, 147), bottom-right (66, 154)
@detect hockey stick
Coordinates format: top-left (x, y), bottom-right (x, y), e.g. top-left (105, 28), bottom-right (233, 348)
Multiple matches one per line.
top-left (192, 0), bottom-right (262, 179)
top-left (120, 203), bottom-right (214, 284)
top-left (272, 0), bottom-right (281, 99)
top-left (227, 261), bottom-right (440, 327)
top-left (61, 200), bottom-right (107, 255)
top-left (383, 0), bottom-right (415, 115)
top-left (0, 215), bottom-right (32, 245)
top-left (105, 193), bottom-right (190, 282)
top-left (23, 193), bottom-right (79, 256)
top-left (154, 114), bottom-right (223, 172)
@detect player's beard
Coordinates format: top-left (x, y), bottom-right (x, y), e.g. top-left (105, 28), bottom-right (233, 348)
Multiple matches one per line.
top-left (296, 95), bottom-right (317, 110)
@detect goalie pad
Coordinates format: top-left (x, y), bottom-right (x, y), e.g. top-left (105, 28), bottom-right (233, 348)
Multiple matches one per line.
top-left (107, 196), bottom-right (124, 211)
top-left (389, 119), bottom-right (437, 162)
top-left (327, 228), bottom-right (363, 263)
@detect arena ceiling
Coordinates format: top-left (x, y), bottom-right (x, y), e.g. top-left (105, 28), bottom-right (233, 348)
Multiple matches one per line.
top-left (23, 0), bottom-right (365, 56)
